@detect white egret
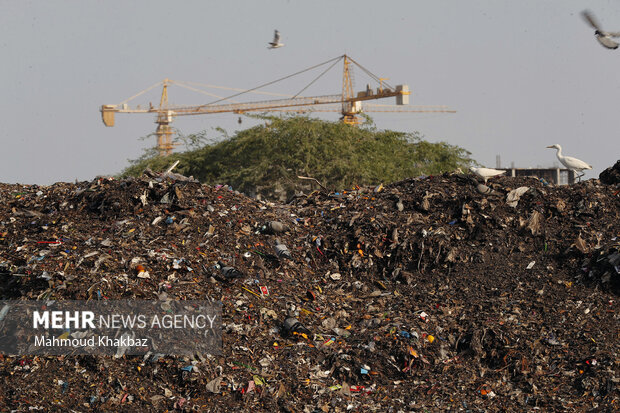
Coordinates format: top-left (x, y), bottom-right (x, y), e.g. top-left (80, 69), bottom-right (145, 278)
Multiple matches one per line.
top-left (546, 144), bottom-right (592, 181)
top-left (470, 167), bottom-right (506, 183)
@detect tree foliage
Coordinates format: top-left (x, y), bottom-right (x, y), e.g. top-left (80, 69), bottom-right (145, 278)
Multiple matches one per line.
top-left (121, 115), bottom-right (473, 199)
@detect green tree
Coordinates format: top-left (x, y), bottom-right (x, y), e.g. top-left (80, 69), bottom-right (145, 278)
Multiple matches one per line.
top-left (121, 115), bottom-right (473, 199)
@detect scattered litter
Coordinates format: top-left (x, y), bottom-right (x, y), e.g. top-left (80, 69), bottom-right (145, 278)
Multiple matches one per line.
top-left (0, 171), bottom-right (617, 411)
top-left (506, 186), bottom-right (530, 207)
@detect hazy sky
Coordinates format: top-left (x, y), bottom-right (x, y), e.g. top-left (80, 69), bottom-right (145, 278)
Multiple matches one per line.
top-left (1, 1), bottom-right (619, 185)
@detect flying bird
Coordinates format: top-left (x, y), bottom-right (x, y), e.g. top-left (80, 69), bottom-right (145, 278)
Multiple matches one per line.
top-left (268, 30), bottom-right (284, 49)
top-left (581, 10), bottom-right (620, 49)
top-left (470, 167), bottom-right (506, 183)
top-left (546, 144), bottom-right (592, 181)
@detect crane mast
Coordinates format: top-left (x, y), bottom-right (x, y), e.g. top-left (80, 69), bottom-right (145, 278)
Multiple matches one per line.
top-left (155, 79), bottom-right (175, 156)
top-left (341, 55), bottom-right (358, 124)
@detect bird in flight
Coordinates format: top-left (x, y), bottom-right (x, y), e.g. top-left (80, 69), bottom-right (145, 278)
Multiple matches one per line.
top-left (581, 10), bottom-right (620, 49)
top-left (546, 144), bottom-right (592, 181)
top-left (268, 30), bottom-right (284, 49)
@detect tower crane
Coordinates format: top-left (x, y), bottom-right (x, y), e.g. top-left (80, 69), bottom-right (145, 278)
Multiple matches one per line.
top-left (101, 55), bottom-right (455, 156)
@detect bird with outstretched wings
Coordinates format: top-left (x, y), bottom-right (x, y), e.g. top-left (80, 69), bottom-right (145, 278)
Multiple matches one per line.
top-left (268, 30), bottom-right (284, 49)
top-left (582, 10), bottom-right (620, 49)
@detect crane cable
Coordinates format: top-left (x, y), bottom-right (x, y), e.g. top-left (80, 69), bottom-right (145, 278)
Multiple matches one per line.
top-left (292, 57), bottom-right (342, 99)
top-left (200, 55), bottom-right (345, 108)
top-left (346, 56), bottom-right (395, 90)
top-left (174, 80), bottom-right (296, 98)
top-left (118, 81), bottom-right (163, 105)
top-left (171, 81), bottom-right (237, 102)
top-left (116, 55), bottom-right (394, 108)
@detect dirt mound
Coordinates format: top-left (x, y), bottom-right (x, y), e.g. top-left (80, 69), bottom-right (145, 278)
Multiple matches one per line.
top-left (0, 173), bottom-right (618, 411)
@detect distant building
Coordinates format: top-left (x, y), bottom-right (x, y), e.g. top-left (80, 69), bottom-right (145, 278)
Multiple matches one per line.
top-left (502, 168), bottom-right (576, 185)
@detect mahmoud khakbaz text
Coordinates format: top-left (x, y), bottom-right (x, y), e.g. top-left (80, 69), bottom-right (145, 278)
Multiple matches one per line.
top-left (0, 300), bottom-right (222, 355)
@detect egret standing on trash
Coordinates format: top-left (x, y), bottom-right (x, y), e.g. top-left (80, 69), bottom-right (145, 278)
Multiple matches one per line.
top-left (470, 167), bottom-right (506, 183)
top-left (546, 144), bottom-right (592, 181)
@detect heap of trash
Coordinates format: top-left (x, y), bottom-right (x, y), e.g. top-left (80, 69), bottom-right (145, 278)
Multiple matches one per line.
top-left (599, 160), bottom-right (620, 185)
top-left (0, 168), bottom-right (618, 411)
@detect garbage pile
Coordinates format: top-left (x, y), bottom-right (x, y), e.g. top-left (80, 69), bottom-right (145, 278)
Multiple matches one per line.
top-left (0, 171), bottom-right (618, 411)
top-left (599, 160), bottom-right (620, 185)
